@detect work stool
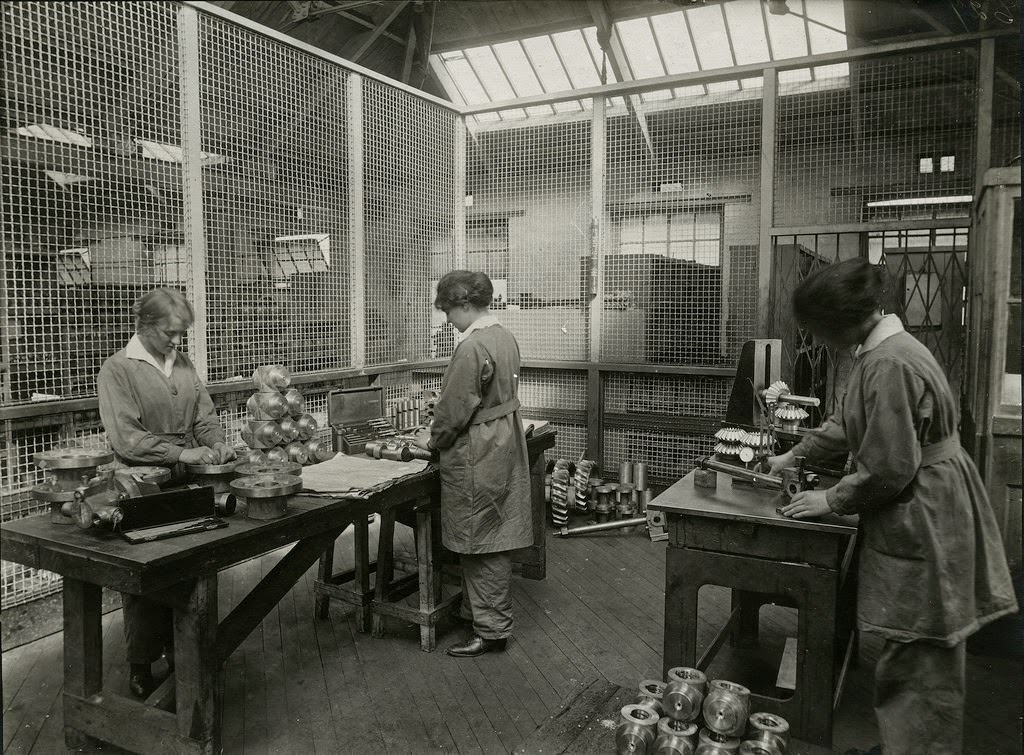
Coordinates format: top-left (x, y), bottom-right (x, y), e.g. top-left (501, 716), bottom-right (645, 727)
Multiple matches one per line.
top-left (314, 495), bottom-right (462, 652)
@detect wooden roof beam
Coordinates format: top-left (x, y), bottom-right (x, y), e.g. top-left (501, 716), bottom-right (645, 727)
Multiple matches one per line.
top-left (344, 0), bottom-right (409, 62)
top-left (587, 0), bottom-right (655, 160)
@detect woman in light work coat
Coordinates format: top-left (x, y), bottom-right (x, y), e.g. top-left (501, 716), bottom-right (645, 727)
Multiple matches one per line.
top-left (413, 270), bottom-right (532, 658)
top-left (97, 287), bottom-right (235, 698)
top-left (768, 259), bottom-right (1017, 755)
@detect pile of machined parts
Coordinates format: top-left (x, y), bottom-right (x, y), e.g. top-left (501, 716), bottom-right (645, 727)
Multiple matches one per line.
top-left (617, 669), bottom-right (790, 754)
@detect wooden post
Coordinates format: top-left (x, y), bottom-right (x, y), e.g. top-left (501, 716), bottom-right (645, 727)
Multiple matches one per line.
top-left (758, 68), bottom-right (778, 338)
top-left (348, 74), bottom-right (366, 368)
top-left (62, 579), bottom-right (103, 748)
top-left (973, 38), bottom-right (994, 200)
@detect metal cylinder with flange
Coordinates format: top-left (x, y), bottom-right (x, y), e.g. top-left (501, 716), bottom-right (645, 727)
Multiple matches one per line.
top-left (303, 438), bottom-right (335, 463)
top-left (283, 388), bottom-right (305, 416)
top-left (252, 364), bottom-right (291, 391)
top-left (295, 413), bottom-right (318, 440)
top-left (638, 679), bottom-right (667, 717)
top-left (702, 681), bottom-right (751, 738)
top-left (246, 390), bottom-right (289, 420)
top-left (737, 740), bottom-right (782, 755)
top-left (243, 420), bottom-right (285, 449)
top-left (242, 448), bottom-right (269, 465)
top-left (32, 448), bottom-right (115, 524)
top-left (653, 718), bottom-right (698, 755)
top-left (285, 441), bottom-right (309, 465)
top-left (633, 461), bottom-right (648, 491)
top-left (618, 460), bottom-right (634, 485)
top-left (744, 713), bottom-right (788, 754)
top-left (266, 447), bottom-right (290, 464)
top-left (186, 461), bottom-right (241, 516)
top-left (615, 704), bottom-right (659, 755)
top-left (594, 484), bottom-right (615, 523)
top-left (664, 667), bottom-right (707, 723)
top-left (695, 727), bottom-right (741, 754)
top-left (278, 417), bottom-right (301, 443)
top-left (230, 473), bottom-right (302, 520)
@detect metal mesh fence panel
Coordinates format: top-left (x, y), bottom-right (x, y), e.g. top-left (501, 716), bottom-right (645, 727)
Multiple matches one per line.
top-left (467, 118), bottom-right (593, 361)
top-left (603, 88), bottom-right (762, 366)
top-left (774, 49), bottom-right (978, 227)
top-left (364, 80), bottom-right (458, 367)
top-left (199, 15), bottom-right (350, 380)
top-left (518, 368), bottom-right (586, 413)
top-left (604, 428), bottom-right (714, 484)
top-left (3, 1), bottom-right (184, 403)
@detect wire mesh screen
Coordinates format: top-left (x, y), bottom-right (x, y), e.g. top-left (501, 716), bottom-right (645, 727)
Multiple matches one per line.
top-left (467, 118), bottom-right (593, 361)
top-left (199, 15), bottom-right (350, 380)
top-left (2, 1), bottom-right (184, 402)
top-left (364, 79), bottom-right (458, 367)
top-left (518, 368), bottom-right (586, 413)
top-left (774, 48), bottom-right (977, 227)
top-left (603, 89), bottom-right (762, 366)
top-left (604, 428), bottom-right (714, 484)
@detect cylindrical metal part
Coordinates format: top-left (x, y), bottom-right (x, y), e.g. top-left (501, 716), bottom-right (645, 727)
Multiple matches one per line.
top-left (295, 413), bottom-right (318, 440)
top-left (285, 441), bottom-right (309, 465)
top-left (245, 420), bottom-right (284, 449)
top-left (266, 447), bottom-right (290, 463)
top-left (633, 462), bottom-right (648, 491)
top-left (252, 364), bottom-right (291, 391)
top-left (246, 391), bottom-right (289, 420)
top-left (698, 458), bottom-right (782, 490)
top-left (746, 713), bottom-right (789, 753)
top-left (214, 492), bottom-right (237, 517)
top-left (555, 517), bottom-right (647, 537)
top-left (278, 417), bottom-right (301, 442)
top-left (695, 728), bottom-right (741, 754)
top-left (780, 467), bottom-right (802, 500)
top-left (638, 679), bottom-right (667, 717)
top-left (654, 718), bottom-right (699, 755)
top-left (738, 741), bottom-right (781, 755)
top-left (664, 667), bottom-right (707, 722)
top-left (242, 448), bottom-right (269, 465)
top-left (283, 388), bottom-right (305, 416)
top-left (616, 704), bottom-right (659, 755)
top-left (702, 681), bottom-right (751, 738)
top-left (618, 461), bottom-right (634, 485)
top-left (303, 438), bottom-right (335, 463)
top-left (231, 473), bottom-right (302, 521)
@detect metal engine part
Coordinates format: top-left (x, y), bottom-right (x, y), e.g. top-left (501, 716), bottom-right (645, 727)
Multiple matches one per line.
top-left (283, 388), bottom-right (305, 416)
top-left (653, 718), bottom-right (698, 755)
top-left (664, 667), bottom-right (707, 723)
top-left (266, 447), bottom-right (290, 463)
top-left (295, 413), bottom-right (318, 440)
top-left (697, 457), bottom-right (817, 501)
top-left (738, 741), bottom-right (782, 755)
top-left (638, 679), bottom-right (667, 717)
top-left (702, 681), bottom-right (751, 738)
top-left (303, 438), bottom-right (336, 463)
top-left (186, 461), bottom-right (241, 516)
top-left (615, 704), bottom-right (658, 755)
top-left (285, 441), bottom-right (309, 465)
top-left (279, 417), bottom-right (301, 443)
top-left (745, 713), bottom-right (789, 754)
top-left (246, 391), bottom-right (289, 420)
top-left (252, 364), bottom-right (291, 391)
top-left (32, 447), bottom-right (115, 524)
top-left (695, 727), bottom-right (741, 754)
top-left (230, 473), bottom-right (303, 521)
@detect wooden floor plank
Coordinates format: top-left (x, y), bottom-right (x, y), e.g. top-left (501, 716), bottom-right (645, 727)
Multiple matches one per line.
top-left (3, 632), bottom-right (63, 755)
top-left (2, 639), bottom-right (45, 715)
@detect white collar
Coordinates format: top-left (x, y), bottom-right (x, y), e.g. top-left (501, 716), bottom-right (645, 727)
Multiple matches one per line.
top-left (125, 334), bottom-right (177, 377)
top-left (856, 314), bottom-right (904, 356)
top-left (460, 313), bottom-right (501, 339)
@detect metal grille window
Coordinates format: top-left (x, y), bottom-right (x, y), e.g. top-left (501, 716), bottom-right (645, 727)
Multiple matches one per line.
top-left (616, 210), bottom-right (721, 265)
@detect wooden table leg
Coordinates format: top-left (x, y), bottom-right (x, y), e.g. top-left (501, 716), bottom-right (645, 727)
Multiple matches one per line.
top-left (62, 578), bottom-right (102, 749)
top-left (415, 504), bottom-right (441, 652)
top-left (173, 575), bottom-right (219, 754)
top-left (371, 511), bottom-right (395, 638)
top-left (315, 538), bottom-right (336, 620)
top-left (353, 515), bottom-right (371, 632)
top-left (662, 546), bottom-right (700, 676)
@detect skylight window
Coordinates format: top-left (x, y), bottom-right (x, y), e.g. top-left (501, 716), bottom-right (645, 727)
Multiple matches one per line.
top-left (431, 0), bottom-right (849, 125)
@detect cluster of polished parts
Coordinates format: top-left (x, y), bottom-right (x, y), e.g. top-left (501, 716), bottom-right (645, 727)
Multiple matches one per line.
top-left (240, 364), bottom-right (334, 466)
top-left (713, 428), bottom-right (773, 464)
top-left (615, 669), bottom-right (788, 754)
top-left (363, 437), bottom-right (433, 462)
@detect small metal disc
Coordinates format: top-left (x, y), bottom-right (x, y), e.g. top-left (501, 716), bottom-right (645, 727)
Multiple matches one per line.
top-left (185, 461), bottom-right (241, 475)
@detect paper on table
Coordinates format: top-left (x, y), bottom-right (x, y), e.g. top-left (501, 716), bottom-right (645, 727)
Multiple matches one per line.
top-left (300, 452), bottom-right (430, 497)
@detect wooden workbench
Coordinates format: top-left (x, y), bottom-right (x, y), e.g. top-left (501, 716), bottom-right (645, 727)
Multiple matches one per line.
top-left (649, 469), bottom-right (859, 748)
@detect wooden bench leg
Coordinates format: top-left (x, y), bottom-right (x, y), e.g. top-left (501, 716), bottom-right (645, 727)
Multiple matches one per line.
top-left (315, 539), bottom-right (335, 620)
top-left (173, 576), bottom-right (220, 753)
top-left (62, 578), bottom-right (103, 749)
top-left (416, 505), bottom-right (438, 652)
top-left (353, 515), bottom-right (371, 632)
top-left (663, 546), bottom-right (700, 676)
top-left (371, 511), bottom-right (396, 638)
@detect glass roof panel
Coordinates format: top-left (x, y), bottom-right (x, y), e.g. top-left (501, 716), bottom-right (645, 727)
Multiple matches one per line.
top-left (465, 47), bottom-right (517, 102)
top-left (765, 4), bottom-right (810, 61)
top-left (616, 17), bottom-right (665, 80)
top-left (521, 36), bottom-right (574, 94)
top-left (551, 30), bottom-right (604, 90)
top-left (688, 5), bottom-right (735, 71)
top-left (724, 0), bottom-right (771, 64)
top-left (491, 41), bottom-right (545, 98)
top-left (650, 12), bottom-right (699, 75)
top-left (440, 52), bottom-right (490, 105)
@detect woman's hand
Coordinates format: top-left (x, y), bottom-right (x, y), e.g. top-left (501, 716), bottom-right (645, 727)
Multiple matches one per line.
top-left (410, 428), bottom-right (432, 451)
top-left (213, 442), bottom-right (237, 463)
top-left (180, 446), bottom-right (218, 465)
top-left (779, 489), bottom-right (831, 519)
top-left (763, 450), bottom-right (796, 476)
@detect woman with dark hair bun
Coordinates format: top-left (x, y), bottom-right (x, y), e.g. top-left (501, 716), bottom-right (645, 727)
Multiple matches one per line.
top-left (766, 258), bottom-right (1017, 754)
top-left (97, 287), bottom-right (235, 698)
top-left (413, 270), bottom-right (531, 657)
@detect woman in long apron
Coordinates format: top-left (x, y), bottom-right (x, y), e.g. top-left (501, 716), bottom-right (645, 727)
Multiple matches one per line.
top-left (414, 270), bottom-right (532, 657)
top-left (97, 287), bottom-right (235, 696)
top-left (767, 259), bottom-right (1017, 754)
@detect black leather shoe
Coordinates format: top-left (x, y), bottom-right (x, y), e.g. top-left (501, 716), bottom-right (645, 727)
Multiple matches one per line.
top-left (128, 665), bottom-right (154, 698)
top-left (446, 634), bottom-right (508, 657)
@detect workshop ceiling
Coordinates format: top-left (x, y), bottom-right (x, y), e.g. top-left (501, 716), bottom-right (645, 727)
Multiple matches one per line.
top-left (207, 0), bottom-right (1008, 105)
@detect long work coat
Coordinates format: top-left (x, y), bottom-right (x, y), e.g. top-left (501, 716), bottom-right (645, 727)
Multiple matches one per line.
top-left (430, 321), bottom-right (532, 554)
top-left (792, 316), bottom-right (1017, 645)
top-left (97, 347), bottom-right (225, 466)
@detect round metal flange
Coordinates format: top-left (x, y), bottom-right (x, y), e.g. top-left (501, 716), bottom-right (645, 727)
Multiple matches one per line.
top-left (615, 724), bottom-right (655, 755)
top-left (620, 704), bottom-right (659, 728)
top-left (657, 718), bottom-right (698, 739)
top-left (116, 466), bottom-right (173, 484)
top-left (32, 482), bottom-right (79, 502)
top-left (234, 461), bottom-right (302, 478)
top-left (185, 461), bottom-right (240, 476)
top-left (230, 473), bottom-right (303, 498)
top-left (697, 728), bottom-right (741, 753)
top-left (638, 679), bottom-right (666, 716)
top-left (737, 741), bottom-right (781, 755)
top-left (34, 447), bottom-right (114, 470)
top-left (701, 681), bottom-right (750, 738)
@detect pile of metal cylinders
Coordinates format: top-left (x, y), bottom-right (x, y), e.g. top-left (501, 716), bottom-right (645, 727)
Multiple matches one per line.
top-left (545, 458), bottom-right (655, 526)
top-left (616, 669), bottom-right (790, 754)
top-left (240, 364), bottom-right (334, 466)
top-left (388, 389), bottom-right (437, 431)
